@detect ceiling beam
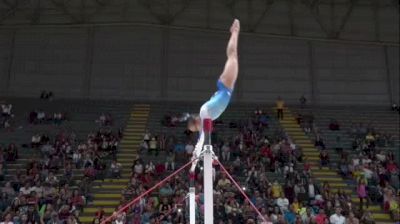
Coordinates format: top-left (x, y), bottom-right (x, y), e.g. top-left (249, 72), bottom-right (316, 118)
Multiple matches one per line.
top-left (50, 0), bottom-right (82, 23)
top-left (300, 0), bottom-right (331, 37)
top-left (0, 0), bottom-right (30, 24)
top-left (334, 0), bottom-right (358, 38)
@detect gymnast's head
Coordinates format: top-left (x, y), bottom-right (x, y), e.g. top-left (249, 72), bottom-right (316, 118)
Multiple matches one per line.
top-left (187, 114), bottom-right (201, 132)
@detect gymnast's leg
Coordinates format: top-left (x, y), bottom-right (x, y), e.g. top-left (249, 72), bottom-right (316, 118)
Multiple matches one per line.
top-left (219, 19), bottom-right (240, 90)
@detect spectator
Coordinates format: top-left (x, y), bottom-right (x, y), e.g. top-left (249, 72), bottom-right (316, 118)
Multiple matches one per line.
top-left (149, 137), bottom-right (158, 156)
top-left (31, 134), bottom-right (41, 148)
top-left (165, 152), bottom-right (175, 171)
top-left (307, 179), bottom-right (317, 200)
top-left (143, 130), bottom-right (151, 146)
top-left (283, 205), bottom-right (296, 224)
top-left (132, 159), bottom-right (144, 175)
top-left (221, 143), bottom-right (231, 161)
top-left (329, 207), bottom-right (345, 224)
top-left (6, 143), bottom-right (18, 161)
top-left (329, 119), bottom-right (340, 131)
top-left (314, 209), bottom-right (328, 224)
top-left (357, 179), bottom-right (368, 210)
top-left (314, 134), bottom-right (325, 150)
top-left (276, 97), bottom-right (284, 120)
top-left (145, 161), bottom-right (155, 174)
top-left (185, 141), bottom-right (194, 158)
top-left (276, 193), bottom-right (289, 212)
top-left (271, 180), bottom-right (283, 199)
top-left (299, 95), bottom-right (307, 108)
top-left (319, 150), bottom-right (330, 168)
top-left (1, 104), bottom-right (12, 118)
top-left (110, 160), bottom-right (122, 178)
top-left (0, 212), bottom-right (13, 224)
top-left (391, 103), bottom-right (398, 111)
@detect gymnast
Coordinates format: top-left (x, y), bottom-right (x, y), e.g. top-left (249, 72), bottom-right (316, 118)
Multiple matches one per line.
top-left (187, 19), bottom-right (240, 172)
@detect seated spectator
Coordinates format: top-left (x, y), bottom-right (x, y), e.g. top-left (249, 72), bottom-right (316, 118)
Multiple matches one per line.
top-left (221, 143), bottom-right (231, 161)
top-left (299, 95), bottom-right (307, 108)
top-left (185, 141), bottom-right (194, 158)
top-left (31, 134), bottom-right (42, 148)
top-left (254, 108), bottom-right (263, 116)
top-left (1, 104), bottom-right (12, 118)
top-left (165, 152), bottom-right (175, 171)
top-left (276, 193), bottom-right (289, 212)
top-left (6, 143), bottom-right (18, 161)
top-left (314, 134), bottom-right (325, 150)
top-left (70, 189), bottom-right (85, 211)
top-left (1, 211), bottom-right (14, 224)
top-left (36, 110), bottom-right (46, 123)
top-left (145, 161), bottom-right (155, 175)
top-left (271, 180), bottom-right (283, 199)
top-left (149, 137), bottom-right (158, 156)
top-left (314, 209), bottom-right (328, 224)
top-left (391, 103), bottom-right (398, 111)
top-left (45, 172), bottom-right (59, 186)
top-left (110, 160), bottom-right (122, 178)
top-left (217, 174), bottom-right (231, 189)
top-left (319, 150), bottom-right (330, 168)
top-left (329, 207), bottom-right (345, 224)
top-left (334, 134), bottom-right (343, 153)
top-left (283, 205), bottom-right (296, 224)
top-left (329, 119), bottom-right (340, 131)
top-left (84, 164), bottom-right (96, 180)
top-left (276, 96), bottom-right (284, 120)
top-left (53, 112), bottom-right (64, 125)
top-left (132, 159), bottom-right (144, 175)
top-left (19, 182), bottom-right (33, 196)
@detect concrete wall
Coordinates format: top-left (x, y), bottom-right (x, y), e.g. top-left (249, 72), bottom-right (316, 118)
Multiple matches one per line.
top-left (0, 0), bottom-right (398, 105)
top-left (387, 46), bottom-right (400, 104)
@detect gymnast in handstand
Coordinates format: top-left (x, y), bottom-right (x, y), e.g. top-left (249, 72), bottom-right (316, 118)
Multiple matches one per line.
top-left (187, 19), bottom-right (240, 172)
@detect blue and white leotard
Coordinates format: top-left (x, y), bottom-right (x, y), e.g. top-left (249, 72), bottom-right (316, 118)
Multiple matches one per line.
top-left (190, 80), bottom-right (233, 171)
top-left (200, 80), bottom-right (232, 120)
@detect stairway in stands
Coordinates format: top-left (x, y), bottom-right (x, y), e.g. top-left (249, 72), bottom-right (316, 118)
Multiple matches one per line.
top-left (278, 108), bottom-right (392, 224)
top-left (79, 104), bottom-right (150, 223)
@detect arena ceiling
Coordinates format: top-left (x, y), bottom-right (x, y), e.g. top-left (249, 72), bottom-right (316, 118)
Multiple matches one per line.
top-left (0, 0), bottom-right (398, 43)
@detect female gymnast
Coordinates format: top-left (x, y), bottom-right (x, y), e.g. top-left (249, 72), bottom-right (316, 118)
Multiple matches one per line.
top-left (187, 19), bottom-right (240, 172)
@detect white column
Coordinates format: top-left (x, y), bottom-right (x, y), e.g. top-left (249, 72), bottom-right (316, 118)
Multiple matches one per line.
top-left (189, 187), bottom-right (196, 224)
top-left (203, 145), bottom-right (214, 224)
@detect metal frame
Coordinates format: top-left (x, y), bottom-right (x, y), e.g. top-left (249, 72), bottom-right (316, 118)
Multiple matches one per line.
top-left (0, 0), bottom-right (397, 43)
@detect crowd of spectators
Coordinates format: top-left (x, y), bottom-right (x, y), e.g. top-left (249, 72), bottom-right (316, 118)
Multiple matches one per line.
top-left (0, 109), bottom-right (122, 223)
top-left (102, 105), bottom-right (399, 224)
top-left (299, 110), bottom-right (400, 223)
top-left (28, 110), bottom-right (67, 125)
top-left (339, 122), bottom-right (399, 220)
top-left (2, 100), bottom-right (398, 224)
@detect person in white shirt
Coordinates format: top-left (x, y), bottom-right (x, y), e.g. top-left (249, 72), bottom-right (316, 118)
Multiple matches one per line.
top-left (1, 104), bottom-right (12, 117)
top-left (276, 193), bottom-right (289, 212)
top-left (110, 160), bottom-right (122, 178)
top-left (307, 180), bottom-right (316, 199)
top-left (145, 161), bottom-right (155, 174)
top-left (20, 182), bottom-right (33, 195)
top-left (185, 141), bottom-right (194, 157)
top-left (133, 161), bottom-right (144, 174)
top-left (329, 207), bottom-right (346, 224)
top-left (143, 130), bottom-right (151, 144)
top-left (221, 143), bottom-right (231, 161)
top-left (0, 212), bottom-right (13, 224)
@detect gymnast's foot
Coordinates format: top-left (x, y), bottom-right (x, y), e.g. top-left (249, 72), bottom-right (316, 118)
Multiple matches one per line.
top-left (230, 19), bottom-right (240, 34)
